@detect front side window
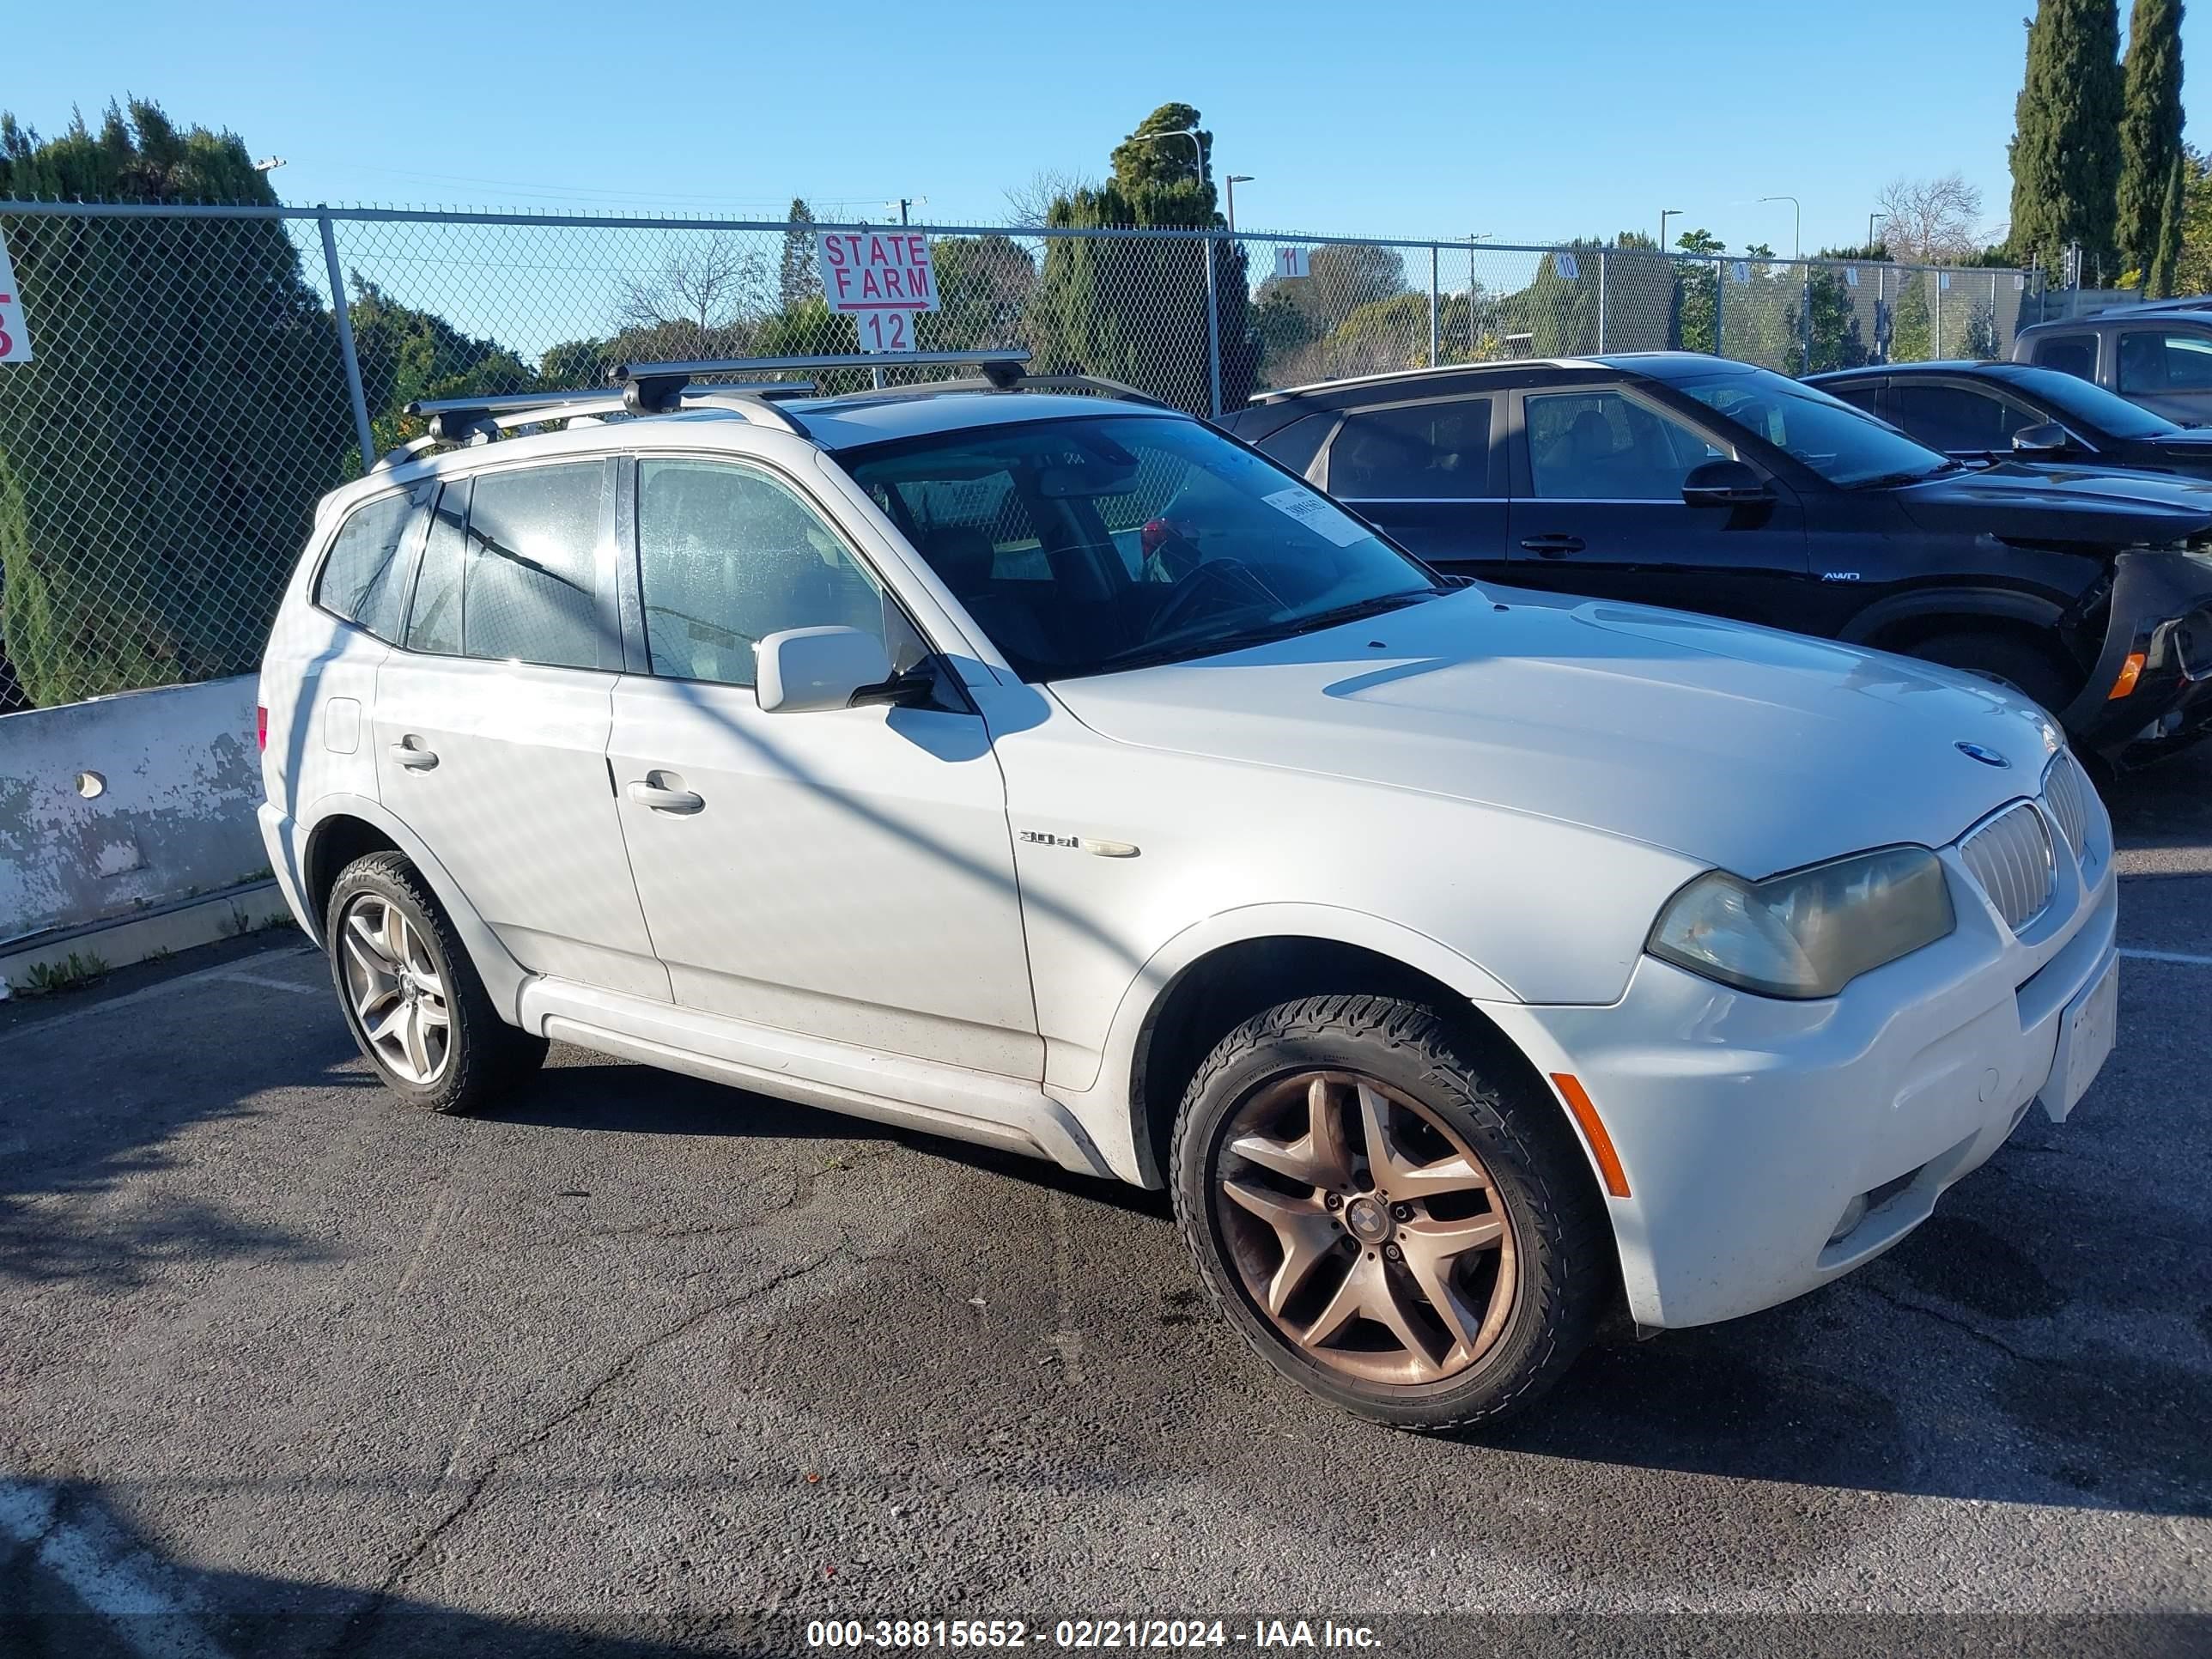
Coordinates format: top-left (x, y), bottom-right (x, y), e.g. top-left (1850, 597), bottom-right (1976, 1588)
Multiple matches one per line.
top-left (2118, 330), bottom-right (2212, 394)
top-left (1677, 368), bottom-right (1954, 489)
top-left (636, 459), bottom-right (898, 688)
top-left (1525, 390), bottom-right (1727, 501)
top-left (2030, 333), bottom-right (2097, 381)
top-left (842, 414), bottom-right (1442, 682)
top-left (1329, 400), bottom-right (1492, 499)
top-left (316, 490), bottom-right (420, 641)
top-left (1887, 383), bottom-right (2035, 453)
top-left (460, 464), bottom-right (608, 670)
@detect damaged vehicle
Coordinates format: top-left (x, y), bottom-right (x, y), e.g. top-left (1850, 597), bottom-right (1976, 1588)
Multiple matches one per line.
top-left (1223, 355), bottom-right (2212, 769)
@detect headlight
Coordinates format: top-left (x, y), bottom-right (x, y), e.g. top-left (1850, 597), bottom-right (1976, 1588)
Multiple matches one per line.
top-left (1647, 846), bottom-right (1956, 1000)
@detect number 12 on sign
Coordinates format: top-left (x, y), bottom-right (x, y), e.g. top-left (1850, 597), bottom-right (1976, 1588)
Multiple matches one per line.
top-left (858, 312), bottom-right (915, 353)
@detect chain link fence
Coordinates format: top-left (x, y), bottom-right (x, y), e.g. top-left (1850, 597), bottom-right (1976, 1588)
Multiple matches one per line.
top-left (0, 201), bottom-right (2039, 714)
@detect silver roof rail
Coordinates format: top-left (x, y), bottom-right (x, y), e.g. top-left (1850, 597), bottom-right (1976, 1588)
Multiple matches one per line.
top-left (378, 380), bottom-right (819, 466)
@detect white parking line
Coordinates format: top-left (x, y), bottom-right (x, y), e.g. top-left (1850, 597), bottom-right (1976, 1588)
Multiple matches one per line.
top-left (2119, 946), bottom-right (2212, 967)
top-left (215, 970), bottom-right (320, 996)
top-left (0, 948), bottom-right (319, 1048)
top-left (0, 1479), bottom-right (234, 1659)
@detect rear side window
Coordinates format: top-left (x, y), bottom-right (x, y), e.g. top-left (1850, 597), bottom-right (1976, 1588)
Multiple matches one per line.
top-left (459, 464), bottom-right (608, 670)
top-left (1820, 381), bottom-right (1882, 416)
top-left (315, 491), bottom-right (419, 641)
top-left (405, 481), bottom-right (467, 657)
top-left (1328, 400), bottom-right (1492, 498)
top-left (2030, 333), bottom-right (2096, 381)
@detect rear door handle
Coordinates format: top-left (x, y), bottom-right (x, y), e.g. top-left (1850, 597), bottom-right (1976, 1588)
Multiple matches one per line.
top-left (626, 776), bottom-right (704, 815)
top-left (1518, 535), bottom-right (1585, 558)
top-left (387, 739), bottom-right (439, 771)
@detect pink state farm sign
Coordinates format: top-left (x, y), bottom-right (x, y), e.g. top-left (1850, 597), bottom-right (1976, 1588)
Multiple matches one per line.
top-left (815, 230), bottom-right (939, 353)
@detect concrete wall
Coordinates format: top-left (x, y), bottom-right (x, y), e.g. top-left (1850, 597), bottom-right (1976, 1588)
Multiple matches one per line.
top-left (0, 675), bottom-right (268, 950)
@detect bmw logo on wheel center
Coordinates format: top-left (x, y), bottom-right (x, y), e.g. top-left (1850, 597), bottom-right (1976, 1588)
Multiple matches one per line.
top-left (1955, 742), bottom-right (2012, 769)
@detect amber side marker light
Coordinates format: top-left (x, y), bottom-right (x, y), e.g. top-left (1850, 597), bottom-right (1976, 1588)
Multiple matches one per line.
top-left (2108, 652), bottom-right (2147, 700)
top-left (1551, 1073), bottom-right (1631, 1198)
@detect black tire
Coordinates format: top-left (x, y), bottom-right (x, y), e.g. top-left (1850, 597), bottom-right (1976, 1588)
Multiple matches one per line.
top-left (1910, 629), bottom-right (2077, 715)
top-left (325, 850), bottom-right (547, 1115)
top-left (1169, 994), bottom-right (1610, 1431)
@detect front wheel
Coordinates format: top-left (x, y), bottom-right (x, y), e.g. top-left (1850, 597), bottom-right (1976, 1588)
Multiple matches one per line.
top-left (1170, 994), bottom-right (1610, 1431)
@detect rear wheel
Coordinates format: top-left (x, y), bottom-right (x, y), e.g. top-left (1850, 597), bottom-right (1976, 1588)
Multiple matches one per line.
top-left (1170, 994), bottom-right (1609, 1431)
top-left (1909, 629), bottom-right (2076, 715)
top-left (325, 851), bottom-right (546, 1114)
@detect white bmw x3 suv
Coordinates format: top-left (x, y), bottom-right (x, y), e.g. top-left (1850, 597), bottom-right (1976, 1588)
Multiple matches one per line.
top-left (259, 352), bottom-right (2119, 1429)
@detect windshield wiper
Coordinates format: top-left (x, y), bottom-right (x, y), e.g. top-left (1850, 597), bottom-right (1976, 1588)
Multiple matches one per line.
top-left (1848, 461), bottom-right (1963, 490)
top-left (1084, 589), bottom-right (1443, 677)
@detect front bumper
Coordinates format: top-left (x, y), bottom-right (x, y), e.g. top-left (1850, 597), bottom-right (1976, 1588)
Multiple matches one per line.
top-left (1481, 773), bottom-right (2118, 1332)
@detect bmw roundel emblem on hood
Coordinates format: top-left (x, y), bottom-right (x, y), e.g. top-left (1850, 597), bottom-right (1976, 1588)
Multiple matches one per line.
top-left (1955, 741), bottom-right (2011, 769)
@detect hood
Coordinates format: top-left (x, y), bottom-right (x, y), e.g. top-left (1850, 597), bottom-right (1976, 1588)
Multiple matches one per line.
top-left (1048, 591), bottom-right (2062, 878)
top-left (1895, 464), bottom-right (2212, 546)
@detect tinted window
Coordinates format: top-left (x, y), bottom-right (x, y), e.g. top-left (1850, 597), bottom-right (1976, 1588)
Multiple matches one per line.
top-left (637, 459), bottom-right (896, 688)
top-left (1251, 411), bottom-right (1338, 478)
top-left (460, 464), bottom-right (607, 670)
top-left (2117, 330), bottom-right (2212, 394)
top-left (404, 481), bottom-right (467, 657)
top-left (2004, 363), bottom-right (2180, 437)
top-left (2030, 332), bottom-right (2097, 380)
top-left (1820, 381), bottom-right (1883, 416)
top-left (842, 414), bottom-right (1439, 682)
top-left (1678, 368), bottom-right (1952, 488)
top-left (316, 491), bottom-right (418, 641)
top-left (1887, 383), bottom-right (2035, 453)
top-left (1526, 391), bottom-right (1728, 500)
top-left (1329, 400), bottom-right (1492, 498)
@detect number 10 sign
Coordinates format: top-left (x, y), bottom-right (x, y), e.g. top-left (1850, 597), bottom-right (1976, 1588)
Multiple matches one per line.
top-left (817, 230), bottom-right (939, 353)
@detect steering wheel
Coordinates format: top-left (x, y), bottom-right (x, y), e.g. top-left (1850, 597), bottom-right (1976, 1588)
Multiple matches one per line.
top-left (1146, 556), bottom-right (1270, 638)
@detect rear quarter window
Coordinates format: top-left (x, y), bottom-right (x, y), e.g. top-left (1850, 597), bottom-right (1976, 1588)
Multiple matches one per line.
top-left (313, 490), bottom-right (421, 641)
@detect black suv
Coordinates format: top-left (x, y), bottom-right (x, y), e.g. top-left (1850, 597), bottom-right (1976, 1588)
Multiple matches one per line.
top-left (1220, 353), bottom-right (2212, 768)
top-left (2013, 299), bottom-right (2212, 425)
top-left (1806, 359), bottom-right (2212, 479)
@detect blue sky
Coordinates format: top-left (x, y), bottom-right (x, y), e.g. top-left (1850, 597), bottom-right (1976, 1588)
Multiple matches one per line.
top-left (9, 0), bottom-right (2208, 255)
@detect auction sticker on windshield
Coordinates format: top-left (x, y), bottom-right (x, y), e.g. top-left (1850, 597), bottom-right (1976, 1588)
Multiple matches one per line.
top-left (1262, 485), bottom-right (1366, 546)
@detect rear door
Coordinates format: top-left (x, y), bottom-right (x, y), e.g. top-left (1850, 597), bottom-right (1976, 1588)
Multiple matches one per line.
top-left (1313, 393), bottom-right (1507, 576)
top-left (1504, 383), bottom-right (1809, 618)
top-left (373, 459), bottom-right (670, 1001)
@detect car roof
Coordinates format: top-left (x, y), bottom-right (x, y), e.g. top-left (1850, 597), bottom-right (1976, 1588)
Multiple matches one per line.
top-left (781, 388), bottom-right (1176, 449)
top-left (1804, 360), bottom-right (2043, 386)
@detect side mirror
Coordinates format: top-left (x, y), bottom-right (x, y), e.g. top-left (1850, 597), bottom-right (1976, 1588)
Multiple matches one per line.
top-left (755, 626), bottom-right (896, 714)
top-left (1681, 459), bottom-right (1773, 507)
top-left (2011, 421), bottom-right (2076, 458)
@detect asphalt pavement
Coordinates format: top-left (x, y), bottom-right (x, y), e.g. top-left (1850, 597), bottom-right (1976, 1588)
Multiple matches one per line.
top-left (3, 749), bottom-right (2208, 1659)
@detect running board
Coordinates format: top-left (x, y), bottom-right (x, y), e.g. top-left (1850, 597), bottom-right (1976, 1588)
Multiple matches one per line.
top-left (517, 978), bottom-right (1111, 1178)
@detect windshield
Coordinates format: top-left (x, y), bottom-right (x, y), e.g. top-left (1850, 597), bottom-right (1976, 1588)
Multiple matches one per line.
top-left (1677, 368), bottom-right (1956, 488)
top-left (840, 413), bottom-right (1444, 680)
top-left (2003, 364), bottom-right (2183, 439)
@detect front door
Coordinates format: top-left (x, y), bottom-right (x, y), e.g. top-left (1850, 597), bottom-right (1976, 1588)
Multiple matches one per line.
top-left (608, 454), bottom-right (1041, 1079)
top-left (1505, 385), bottom-right (1808, 622)
top-left (373, 462), bottom-right (670, 1002)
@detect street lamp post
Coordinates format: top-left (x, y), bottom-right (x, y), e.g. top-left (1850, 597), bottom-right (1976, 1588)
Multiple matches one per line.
top-left (1869, 211), bottom-right (1881, 256)
top-left (1760, 195), bottom-right (1802, 259)
top-left (1224, 175), bottom-right (1254, 234)
top-left (1660, 208), bottom-right (1682, 252)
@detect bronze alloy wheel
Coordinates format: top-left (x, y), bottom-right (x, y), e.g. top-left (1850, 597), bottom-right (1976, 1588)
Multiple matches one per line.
top-left (1213, 1068), bottom-right (1517, 1387)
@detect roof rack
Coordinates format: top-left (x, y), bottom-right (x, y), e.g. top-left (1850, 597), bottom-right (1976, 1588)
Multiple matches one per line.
top-left (377, 379), bottom-right (818, 468)
top-left (608, 350), bottom-right (1035, 414)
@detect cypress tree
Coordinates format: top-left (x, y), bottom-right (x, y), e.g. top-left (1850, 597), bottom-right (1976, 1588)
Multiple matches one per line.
top-left (2009, 0), bottom-right (2126, 279)
top-left (2117, 0), bottom-right (2187, 286)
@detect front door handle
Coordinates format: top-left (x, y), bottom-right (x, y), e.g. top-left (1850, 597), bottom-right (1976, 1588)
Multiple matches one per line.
top-left (1518, 534), bottom-right (1586, 558)
top-left (626, 775), bottom-right (705, 815)
top-left (388, 739), bottom-right (439, 771)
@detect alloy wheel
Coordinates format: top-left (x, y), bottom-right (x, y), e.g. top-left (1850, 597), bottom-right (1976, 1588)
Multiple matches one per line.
top-left (1212, 1070), bottom-right (1516, 1386)
top-left (337, 893), bottom-right (452, 1085)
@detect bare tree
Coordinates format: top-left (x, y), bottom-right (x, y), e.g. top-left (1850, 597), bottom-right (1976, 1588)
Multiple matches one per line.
top-left (1875, 174), bottom-right (1987, 263)
top-left (1004, 168), bottom-right (1096, 229)
top-left (617, 235), bottom-right (768, 331)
